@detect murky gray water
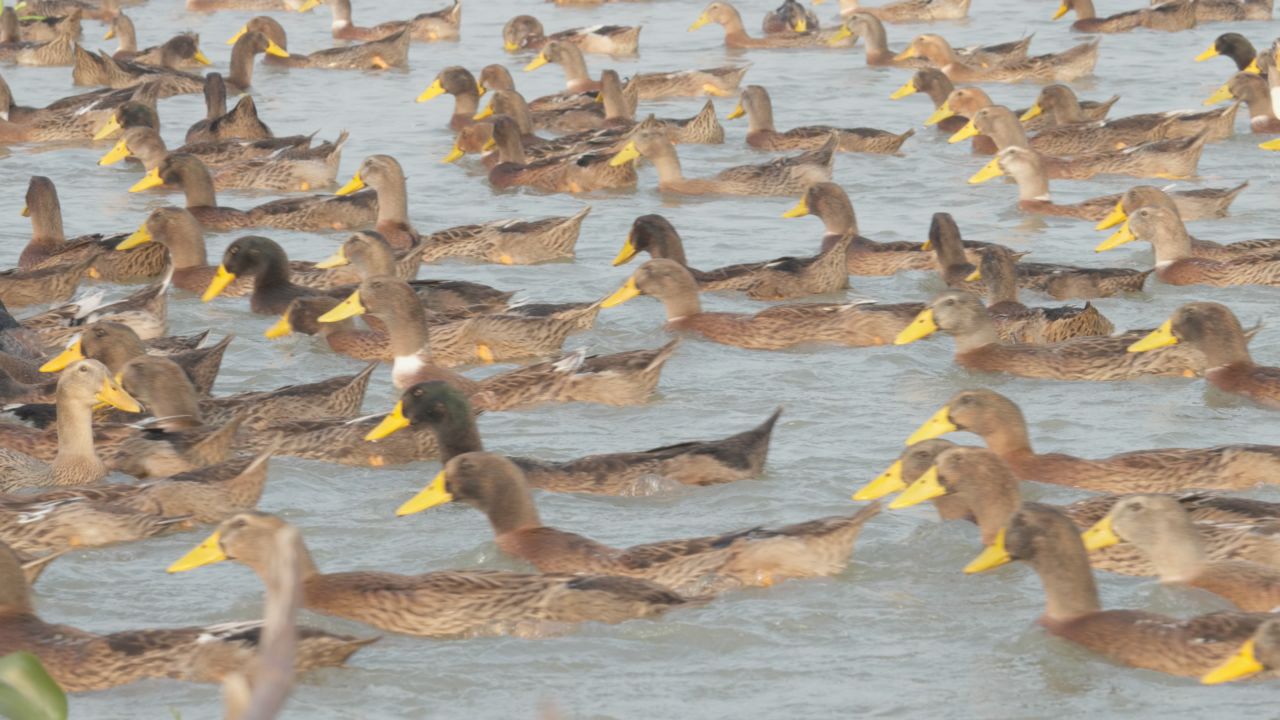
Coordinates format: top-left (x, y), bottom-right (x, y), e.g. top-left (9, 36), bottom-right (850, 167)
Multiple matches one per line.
top-left (3, 0), bottom-right (1280, 717)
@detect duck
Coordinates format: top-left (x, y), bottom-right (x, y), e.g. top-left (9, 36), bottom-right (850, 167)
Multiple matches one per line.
top-left (730, 85), bottom-right (911, 153)
top-left (689, 2), bottom-right (844, 49)
top-left (956, 106), bottom-right (1210, 180)
top-left (1022, 84), bottom-right (1238, 150)
top-left (612, 214), bottom-right (851, 300)
top-left (39, 320), bottom-right (230, 397)
top-left (1128, 302), bottom-right (1280, 409)
top-left (920, 87), bottom-right (1007, 154)
top-left (218, 29), bottom-right (290, 93)
top-left (611, 127), bottom-right (834, 196)
top-left (332, 155), bottom-right (419, 250)
top-left (1095, 187), bottom-right (1276, 256)
top-left (0, 359), bottom-right (138, 491)
top-left (18, 175), bottom-right (166, 283)
top-left (0, 75), bottom-right (162, 143)
top-left (107, 126), bottom-right (347, 193)
top-left (0, 255), bottom-right (97, 308)
top-left (472, 84), bottom-right (606, 136)
top-left (528, 40), bottom-right (747, 99)
top-left (985, 147), bottom-right (1249, 222)
top-left (894, 291), bottom-right (1212, 382)
top-left (14, 31), bottom-right (75, 67)
top-left (1084, 495), bottom-right (1280, 611)
top-left (1188, 0), bottom-right (1273, 21)
top-left (1195, 33), bottom-right (1260, 72)
top-left (1053, 0), bottom-right (1196, 32)
top-left (419, 206), bottom-right (590, 265)
top-left (70, 43), bottom-right (206, 97)
top-left (483, 115), bottom-right (637, 193)
top-left (968, 246), bottom-right (1114, 343)
top-left (964, 503), bottom-right (1273, 679)
top-left (367, 381), bottom-right (779, 494)
top-left (0, 540), bottom-right (372, 692)
top-left (900, 388), bottom-right (1280, 492)
top-left (1011, 83), bottom-right (1120, 130)
top-left (898, 34), bottom-right (1098, 83)
top-left (227, 16), bottom-right (409, 70)
top-left (1201, 619), bottom-right (1280, 684)
top-left (602, 259), bottom-right (918, 349)
top-left (830, 13), bottom-right (1029, 67)
top-left (397, 450), bottom-right (882, 595)
top-left (106, 15), bottom-right (209, 69)
top-left (200, 236), bottom-right (348, 314)
top-left (873, 446), bottom-right (1280, 576)
top-left (184, 74), bottom-right (272, 143)
top-left (323, 0), bottom-right (461, 42)
top-left (502, 15), bottom-right (640, 55)
top-left (1204, 72), bottom-right (1280, 133)
top-left (134, 154), bottom-right (377, 233)
top-left (820, 0), bottom-right (971, 23)
top-left (0, 495), bottom-right (187, 556)
top-left (318, 276), bottom-right (588, 370)
top-left (168, 511), bottom-right (698, 638)
top-left (1115, 207), bottom-right (1280, 286)
top-left (889, 68), bottom-right (981, 133)
top-left (416, 66), bottom-right (482, 130)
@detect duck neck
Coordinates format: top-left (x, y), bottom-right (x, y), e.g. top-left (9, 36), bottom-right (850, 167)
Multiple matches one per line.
top-left (981, 420), bottom-right (1035, 460)
top-left (952, 317), bottom-right (1001, 353)
top-left (0, 548), bottom-right (32, 612)
top-left (1071, 0), bottom-right (1097, 19)
top-left (385, 302), bottom-right (431, 359)
top-left (452, 88), bottom-right (479, 119)
top-left (556, 50), bottom-right (591, 86)
top-left (971, 486), bottom-right (1020, 546)
top-left (486, 484), bottom-right (543, 535)
top-left (648, 234), bottom-right (688, 266)
top-left (115, 16), bottom-right (137, 52)
top-left (983, 265), bottom-right (1020, 306)
top-left (372, 175), bottom-right (409, 226)
top-left (819, 197), bottom-right (857, 236)
top-left (600, 76), bottom-right (631, 121)
top-left (1050, 97), bottom-right (1087, 124)
top-left (204, 77), bottom-right (227, 120)
top-left (250, 540), bottom-right (321, 587)
top-left (859, 20), bottom-right (891, 60)
top-left (330, 0), bottom-right (354, 28)
top-left (227, 41), bottom-right (257, 90)
top-left (495, 126), bottom-right (528, 164)
top-left (432, 413), bottom-right (484, 463)
top-left (660, 285), bottom-right (703, 321)
top-left (745, 97), bottom-right (776, 134)
top-left (0, 11), bottom-right (17, 45)
top-left (1011, 164), bottom-right (1051, 202)
top-left (1199, 329), bottom-right (1252, 368)
top-left (1144, 517), bottom-right (1209, 582)
top-left (1032, 539), bottom-right (1102, 622)
top-left (647, 147), bottom-right (686, 186)
top-left (161, 222), bottom-right (208, 268)
top-left (1149, 222), bottom-right (1194, 264)
top-left (179, 163), bottom-right (218, 208)
top-left (356, 246), bottom-right (395, 277)
top-left (53, 400), bottom-right (99, 470)
top-left (717, 8), bottom-right (750, 41)
top-left (29, 196), bottom-right (66, 250)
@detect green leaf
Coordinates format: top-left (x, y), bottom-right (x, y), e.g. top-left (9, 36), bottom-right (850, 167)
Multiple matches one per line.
top-left (0, 652), bottom-right (67, 720)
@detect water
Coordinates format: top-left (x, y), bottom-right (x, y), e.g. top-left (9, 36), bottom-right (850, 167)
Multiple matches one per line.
top-left (3, 0), bottom-right (1280, 717)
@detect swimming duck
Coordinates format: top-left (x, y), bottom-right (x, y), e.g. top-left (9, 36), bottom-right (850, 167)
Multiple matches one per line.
top-left (528, 40), bottom-right (746, 99)
top-left (987, 147), bottom-right (1248, 222)
top-left (1195, 33), bottom-right (1260, 72)
top-left (1204, 72), bottom-right (1279, 132)
top-left (70, 44), bottom-right (205, 97)
top-left (611, 127), bottom-right (834, 196)
top-left (602, 259), bottom-right (917, 349)
top-left (1022, 84), bottom-right (1238, 149)
top-left (228, 16), bottom-right (409, 70)
top-left (0, 495), bottom-right (186, 556)
top-left (483, 115), bottom-right (637, 193)
top-left (184, 74), bottom-right (272, 143)
top-left (689, 2), bottom-right (842, 49)
top-left (416, 66), bottom-right (482, 130)
top-left (820, 0), bottom-right (971, 23)
top-left (763, 0), bottom-right (821, 34)
top-left (419, 206), bottom-right (590, 265)
top-left (898, 34), bottom-right (1099, 83)
top-left (612, 214), bottom-right (852, 300)
top-left (1128, 302), bottom-right (1280, 409)
top-left (502, 15), bottom-right (640, 55)
top-left (11, 5), bottom-right (80, 42)
top-left (332, 155), bottom-right (419, 250)
top-left (894, 291), bottom-right (1213, 381)
top-left (0, 255), bottom-right (97, 308)
top-left (958, 106), bottom-right (1210, 180)
top-left (135, 154), bottom-right (377, 233)
top-left (398, 450), bottom-right (882, 595)
top-left (169, 511), bottom-right (698, 638)
top-left (730, 85), bottom-right (912, 153)
top-left (1095, 187), bottom-right (1276, 256)
top-left (888, 68), bottom-right (981, 134)
top-left (0, 541), bottom-right (371, 692)
top-left (106, 15), bottom-right (209, 69)
top-left (830, 13), bottom-right (1029, 67)
top-left (1202, 619), bottom-right (1280, 684)
top-left (969, 246), bottom-right (1114, 343)
top-left (324, 0), bottom-right (460, 42)
top-left (1053, 0), bottom-right (1196, 32)
top-left (1188, 0), bottom-right (1272, 21)
top-left (965, 503), bottom-right (1273, 678)
top-left (367, 381), bottom-right (779, 494)
top-left (201, 236), bottom-right (348, 314)
top-left (1114, 207), bottom-right (1280, 286)
top-left (472, 85), bottom-right (603, 136)
top-left (40, 320), bottom-right (229, 396)
top-left (1084, 495), bottom-right (1280, 611)
top-left (14, 31), bottom-right (74, 67)
top-left (0, 75), bottom-right (161, 142)
top-left (0, 359), bottom-right (138, 491)
top-left (901, 388), bottom-right (1280, 492)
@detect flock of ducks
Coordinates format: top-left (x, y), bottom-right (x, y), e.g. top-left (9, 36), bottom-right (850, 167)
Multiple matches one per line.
top-left (0, 0), bottom-right (1279, 708)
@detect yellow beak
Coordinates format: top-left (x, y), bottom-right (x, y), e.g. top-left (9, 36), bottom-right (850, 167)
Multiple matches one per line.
top-left (417, 78), bottom-right (446, 103)
top-left (167, 531), bottom-right (227, 572)
top-left (1201, 640), bottom-right (1265, 685)
top-left (727, 102), bottom-right (745, 120)
top-left (1194, 45), bottom-right (1219, 62)
top-left (97, 375), bottom-right (141, 412)
top-left (964, 267), bottom-right (981, 282)
top-left (688, 13), bottom-right (711, 31)
top-left (442, 145), bottom-right (466, 164)
top-left (481, 138), bottom-right (496, 152)
top-left (887, 465), bottom-right (946, 510)
top-left (39, 339), bottom-right (84, 373)
top-left (365, 400), bottom-right (411, 441)
top-left (906, 405), bottom-right (957, 445)
top-left (893, 307), bottom-right (938, 345)
top-left (201, 265), bottom-right (236, 302)
top-left (504, 41), bottom-right (519, 52)
top-left (336, 171), bottom-right (365, 196)
top-left (852, 459), bottom-right (906, 501)
top-left (948, 118), bottom-right (979, 143)
top-left (318, 290), bottom-right (366, 322)
top-left (193, 49), bottom-right (212, 66)
top-left (295, 0), bottom-right (322, 10)
top-left (609, 140), bottom-right (641, 167)
top-left (782, 197), bottom-right (809, 219)
top-left (923, 100), bottom-right (954, 127)
top-left (473, 103), bottom-right (495, 120)
top-left (1094, 201), bottom-right (1126, 230)
top-left (396, 470), bottom-right (454, 516)
top-left (265, 39), bottom-right (290, 58)
top-left (128, 167), bottom-right (165, 193)
top-left (889, 79), bottom-right (917, 100)
top-left (104, 27), bottom-right (115, 40)
top-left (1245, 58), bottom-right (1261, 73)
top-left (893, 45), bottom-right (918, 61)
top-left (1259, 138), bottom-right (1280, 150)
top-left (1094, 221), bottom-right (1135, 252)
top-left (1203, 83), bottom-right (1233, 106)
top-left (601, 276), bottom-right (640, 308)
top-left (264, 313), bottom-right (294, 339)
top-left (524, 52), bottom-right (548, 71)
top-left (315, 246), bottom-right (349, 269)
top-left (611, 235), bottom-right (638, 266)
top-left (1052, 1), bottom-right (1069, 19)
top-left (793, 17), bottom-right (807, 32)
top-left (115, 224), bottom-right (152, 251)
top-left (98, 138), bottom-right (131, 166)
top-left (1018, 103), bottom-right (1042, 123)
top-left (1080, 514), bottom-right (1121, 551)
top-left (227, 27), bottom-right (247, 45)
top-left (964, 528), bottom-right (1011, 573)
top-left (93, 114), bottom-right (123, 141)
top-left (20, 205), bottom-right (29, 217)
top-left (1127, 319), bottom-right (1178, 353)
top-left (827, 25), bottom-right (851, 47)
top-left (968, 157), bottom-right (1004, 185)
